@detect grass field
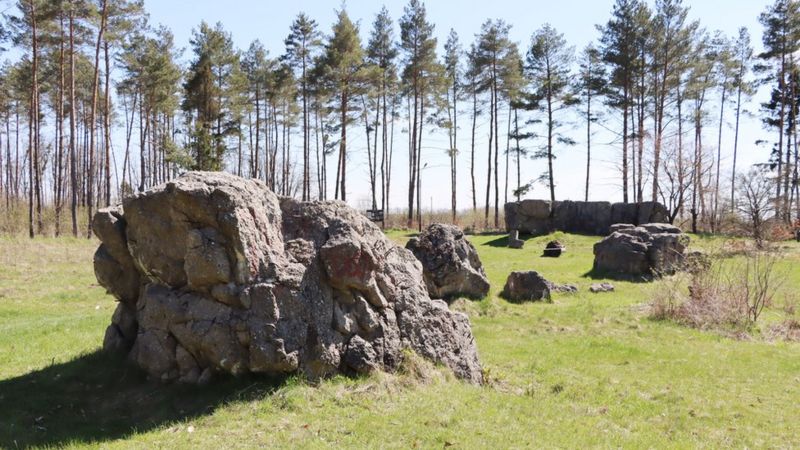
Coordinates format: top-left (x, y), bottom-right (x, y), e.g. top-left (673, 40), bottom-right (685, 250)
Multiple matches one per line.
top-left (1, 232), bottom-right (799, 448)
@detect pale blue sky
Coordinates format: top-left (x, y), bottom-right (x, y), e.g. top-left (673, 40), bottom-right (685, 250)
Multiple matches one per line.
top-left (144, 0), bottom-right (774, 210)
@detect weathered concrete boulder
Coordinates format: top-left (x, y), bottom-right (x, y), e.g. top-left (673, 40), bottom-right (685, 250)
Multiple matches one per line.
top-left (504, 200), bottom-right (553, 236)
top-left (506, 200), bottom-right (670, 236)
top-left (93, 172), bottom-right (482, 384)
top-left (406, 224), bottom-right (490, 300)
top-left (592, 223), bottom-right (690, 277)
top-left (543, 240), bottom-right (565, 258)
top-left (552, 201), bottom-right (613, 235)
top-left (609, 223), bottom-right (635, 234)
top-left (501, 271), bottom-right (552, 302)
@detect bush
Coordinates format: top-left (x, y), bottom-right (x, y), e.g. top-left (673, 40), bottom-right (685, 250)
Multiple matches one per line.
top-left (650, 251), bottom-right (783, 332)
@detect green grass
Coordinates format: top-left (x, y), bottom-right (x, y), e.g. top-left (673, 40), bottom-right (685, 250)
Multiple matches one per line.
top-left (1, 233), bottom-right (800, 448)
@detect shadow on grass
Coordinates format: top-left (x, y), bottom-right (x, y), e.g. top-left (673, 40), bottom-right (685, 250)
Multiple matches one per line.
top-left (481, 232), bottom-right (604, 249)
top-left (0, 350), bottom-right (288, 448)
top-left (483, 235), bottom-right (510, 247)
top-left (581, 267), bottom-right (653, 283)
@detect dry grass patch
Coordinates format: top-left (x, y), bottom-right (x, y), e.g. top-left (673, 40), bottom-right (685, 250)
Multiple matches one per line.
top-left (649, 251), bottom-right (785, 335)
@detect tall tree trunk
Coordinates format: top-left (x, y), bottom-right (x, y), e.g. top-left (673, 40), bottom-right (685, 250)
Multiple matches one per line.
top-left (637, 88), bottom-right (644, 204)
top-left (407, 79), bottom-right (418, 227)
top-left (417, 89), bottom-right (425, 231)
top-left (493, 77), bottom-right (500, 228)
top-left (302, 57), bottom-right (309, 201)
top-left (69, 3), bottom-right (78, 237)
top-left (86, 0), bottom-right (108, 237)
top-left (255, 87), bottom-right (261, 179)
top-left (29, 0), bottom-right (42, 237)
top-left (485, 81), bottom-right (494, 228)
top-left (504, 103), bottom-right (510, 208)
top-left (54, 9), bottom-right (66, 237)
top-left (27, 0), bottom-right (37, 238)
top-left (387, 94), bottom-right (396, 218)
top-left (362, 95), bottom-right (376, 209)
top-left (339, 89), bottom-right (348, 202)
top-left (450, 72), bottom-right (458, 223)
top-left (470, 84), bottom-right (477, 213)
top-left (622, 83), bottom-right (629, 204)
top-left (675, 84), bottom-right (685, 222)
top-left (785, 59), bottom-right (795, 222)
top-left (514, 107), bottom-right (522, 202)
top-left (314, 101), bottom-right (323, 199)
top-left (585, 87), bottom-right (592, 202)
top-left (380, 82), bottom-right (387, 221)
top-left (103, 40), bottom-right (112, 206)
top-left (546, 90), bottom-right (555, 206)
top-left (713, 81), bottom-right (728, 231)
top-left (731, 72), bottom-right (743, 212)
top-left (776, 53), bottom-right (787, 220)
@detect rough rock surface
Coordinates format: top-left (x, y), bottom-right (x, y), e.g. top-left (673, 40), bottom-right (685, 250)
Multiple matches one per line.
top-left (508, 230), bottom-right (524, 249)
top-left (589, 283), bottom-right (615, 293)
top-left (93, 172), bottom-right (482, 384)
top-left (592, 223), bottom-right (690, 277)
top-left (406, 224), bottom-right (490, 300)
top-left (501, 271), bottom-right (552, 302)
top-left (550, 283), bottom-right (578, 294)
top-left (505, 200), bottom-right (669, 236)
top-left (543, 240), bottom-right (565, 258)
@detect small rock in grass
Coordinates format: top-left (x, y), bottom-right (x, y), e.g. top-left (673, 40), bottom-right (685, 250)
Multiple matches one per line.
top-left (589, 283), bottom-right (615, 293)
top-left (542, 240), bottom-right (565, 258)
top-left (502, 271), bottom-right (552, 302)
top-left (550, 283), bottom-right (578, 294)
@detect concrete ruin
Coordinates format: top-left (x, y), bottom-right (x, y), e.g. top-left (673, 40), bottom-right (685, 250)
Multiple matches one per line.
top-left (504, 200), bottom-right (670, 236)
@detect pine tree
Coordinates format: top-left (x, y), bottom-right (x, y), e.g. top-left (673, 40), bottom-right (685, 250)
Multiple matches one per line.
top-left (315, 8), bottom-right (366, 203)
top-left (443, 29), bottom-right (460, 223)
top-left (730, 27), bottom-right (755, 211)
top-left (525, 23), bottom-right (577, 206)
top-left (399, 0), bottom-right (438, 228)
top-left (759, 0), bottom-right (800, 222)
top-left (599, 0), bottom-right (641, 204)
top-left (366, 6), bottom-right (398, 216)
top-left (465, 43), bottom-right (483, 213)
top-left (182, 22), bottom-right (241, 172)
top-left (686, 32), bottom-right (716, 233)
top-left (242, 40), bottom-right (272, 180)
top-left (473, 19), bottom-right (516, 227)
top-left (284, 13), bottom-right (320, 201)
top-left (650, 0), bottom-right (695, 204)
top-left (577, 44), bottom-right (607, 202)
top-left (710, 32), bottom-right (737, 230)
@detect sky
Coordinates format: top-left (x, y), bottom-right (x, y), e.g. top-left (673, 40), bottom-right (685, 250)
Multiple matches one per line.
top-left (143, 0), bottom-right (774, 211)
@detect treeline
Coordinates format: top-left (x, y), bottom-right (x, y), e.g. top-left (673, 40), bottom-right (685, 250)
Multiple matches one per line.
top-left (1, 0), bottom-right (798, 238)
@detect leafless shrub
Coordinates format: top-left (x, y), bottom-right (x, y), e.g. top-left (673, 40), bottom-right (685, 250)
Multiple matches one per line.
top-left (715, 238), bottom-right (759, 258)
top-left (766, 320), bottom-right (800, 342)
top-left (735, 252), bottom-right (782, 324)
top-left (649, 251), bottom-right (784, 331)
top-left (736, 168), bottom-right (773, 249)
